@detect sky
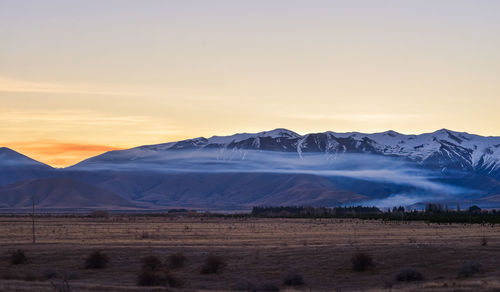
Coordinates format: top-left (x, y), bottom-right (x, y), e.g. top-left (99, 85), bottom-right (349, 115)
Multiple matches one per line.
top-left (1, 0), bottom-right (500, 167)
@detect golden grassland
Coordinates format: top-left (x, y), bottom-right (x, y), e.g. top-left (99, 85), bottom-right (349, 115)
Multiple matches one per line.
top-left (0, 216), bottom-right (499, 291)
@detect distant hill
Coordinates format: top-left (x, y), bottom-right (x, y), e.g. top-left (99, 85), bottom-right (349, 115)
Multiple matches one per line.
top-left (3, 128), bottom-right (500, 210)
top-left (0, 178), bottom-right (134, 209)
top-left (97, 172), bottom-right (367, 209)
top-left (0, 147), bottom-right (53, 187)
top-left (0, 147), bottom-right (49, 167)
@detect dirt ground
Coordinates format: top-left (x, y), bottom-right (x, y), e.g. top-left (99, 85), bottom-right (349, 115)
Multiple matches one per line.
top-left (0, 216), bottom-right (499, 291)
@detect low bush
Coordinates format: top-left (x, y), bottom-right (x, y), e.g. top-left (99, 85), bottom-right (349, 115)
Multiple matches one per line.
top-left (1, 271), bottom-right (19, 280)
top-left (136, 268), bottom-right (183, 288)
top-left (84, 250), bottom-right (109, 269)
top-left (260, 283), bottom-right (280, 291)
top-left (137, 254), bottom-right (183, 287)
top-left (233, 280), bottom-right (258, 291)
top-left (283, 271), bottom-right (304, 286)
top-left (201, 255), bottom-right (226, 274)
top-left (23, 271), bottom-right (39, 281)
top-left (351, 252), bottom-right (374, 271)
top-left (142, 255), bottom-right (162, 271)
top-left (51, 279), bottom-right (72, 292)
top-left (137, 267), bottom-right (165, 286)
top-left (458, 262), bottom-right (481, 278)
top-left (165, 273), bottom-right (183, 288)
top-left (233, 280), bottom-right (280, 292)
top-left (61, 271), bottom-right (80, 280)
top-left (11, 249), bottom-right (27, 265)
top-left (166, 252), bottom-right (187, 269)
top-left (43, 269), bottom-right (58, 280)
top-left (396, 268), bottom-right (424, 282)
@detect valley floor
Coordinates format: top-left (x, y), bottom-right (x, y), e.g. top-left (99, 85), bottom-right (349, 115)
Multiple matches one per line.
top-left (0, 216), bottom-right (499, 291)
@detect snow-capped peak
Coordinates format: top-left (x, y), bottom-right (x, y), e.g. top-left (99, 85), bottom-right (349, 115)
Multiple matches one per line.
top-left (70, 128), bottom-right (500, 179)
top-left (207, 128), bottom-right (300, 144)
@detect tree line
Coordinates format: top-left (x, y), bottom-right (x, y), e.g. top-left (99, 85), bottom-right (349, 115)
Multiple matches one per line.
top-left (250, 204), bottom-right (500, 224)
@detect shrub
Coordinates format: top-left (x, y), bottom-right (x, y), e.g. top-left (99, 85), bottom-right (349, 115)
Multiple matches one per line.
top-left (260, 283), bottom-right (280, 291)
top-left (458, 262), bottom-right (481, 278)
top-left (1, 271), bottom-right (18, 280)
top-left (233, 280), bottom-right (258, 291)
top-left (137, 267), bottom-right (165, 286)
top-left (61, 271), bottom-right (80, 280)
top-left (137, 255), bottom-right (183, 287)
top-left (201, 255), bottom-right (226, 274)
top-left (23, 271), bottom-right (39, 281)
top-left (283, 271), bottom-right (304, 286)
top-left (137, 268), bottom-right (183, 288)
top-left (11, 249), bottom-right (27, 265)
top-left (233, 281), bottom-right (279, 292)
top-left (481, 237), bottom-right (488, 246)
top-left (165, 273), bottom-right (183, 288)
top-left (43, 269), bottom-right (58, 280)
top-left (51, 279), bottom-right (72, 292)
top-left (396, 268), bottom-right (424, 282)
top-left (166, 252), bottom-right (187, 269)
top-left (383, 280), bottom-right (394, 290)
top-left (142, 255), bottom-right (162, 271)
top-left (84, 250), bottom-right (109, 269)
top-left (351, 252), bottom-right (374, 272)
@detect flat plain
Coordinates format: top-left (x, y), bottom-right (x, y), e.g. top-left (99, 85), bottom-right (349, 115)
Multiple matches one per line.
top-left (0, 216), bottom-right (499, 291)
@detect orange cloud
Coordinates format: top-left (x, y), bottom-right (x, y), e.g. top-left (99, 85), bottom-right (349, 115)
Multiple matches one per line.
top-left (5, 140), bottom-right (124, 168)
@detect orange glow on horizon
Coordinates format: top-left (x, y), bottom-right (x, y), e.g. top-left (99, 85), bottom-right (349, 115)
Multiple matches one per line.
top-left (6, 141), bottom-right (125, 168)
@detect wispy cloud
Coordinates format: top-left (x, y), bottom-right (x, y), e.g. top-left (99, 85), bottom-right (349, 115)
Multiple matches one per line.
top-left (288, 113), bottom-right (418, 122)
top-left (74, 149), bottom-right (472, 200)
top-left (0, 110), bottom-right (150, 126)
top-left (350, 193), bottom-right (442, 209)
top-left (0, 77), bottom-right (182, 96)
top-left (0, 109), bottom-right (180, 133)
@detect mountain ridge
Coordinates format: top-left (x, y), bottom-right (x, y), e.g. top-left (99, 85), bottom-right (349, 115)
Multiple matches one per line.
top-left (71, 128), bottom-right (500, 179)
top-left (3, 129), bottom-right (500, 210)
top-left (0, 177), bottom-right (135, 209)
top-left (0, 147), bottom-right (52, 168)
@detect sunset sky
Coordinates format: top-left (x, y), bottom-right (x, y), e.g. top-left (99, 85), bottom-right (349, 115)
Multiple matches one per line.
top-left (1, 0), bottom-right (500, 167)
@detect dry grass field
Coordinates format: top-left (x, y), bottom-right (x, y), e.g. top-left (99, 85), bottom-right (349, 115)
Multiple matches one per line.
top-left (0, 216), bottom-right (499, 291)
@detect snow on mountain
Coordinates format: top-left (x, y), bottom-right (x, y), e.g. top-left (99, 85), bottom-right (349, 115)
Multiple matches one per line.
top-left (292, 129), bottom-right (500, 175)
top-left (71, 129), bottom-right (500, 178)
top-left (208, 128), bottom-right (301, 144)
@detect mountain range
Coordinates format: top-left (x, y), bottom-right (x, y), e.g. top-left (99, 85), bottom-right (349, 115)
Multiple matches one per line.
top-left (2, 128), bottom-right (500, 211)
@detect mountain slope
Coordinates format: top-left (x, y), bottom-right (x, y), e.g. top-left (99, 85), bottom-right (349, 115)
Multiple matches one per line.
top-left (0, 147), bottom-right (49, 167)
top-left (128, 173), bottom-right (367, 209)
top-left (0, 147), bottom-right (54, 187)
top-left (57, 171), bottom-right (367, 209)
top-left (0, 178), bottom-right (134, 209)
